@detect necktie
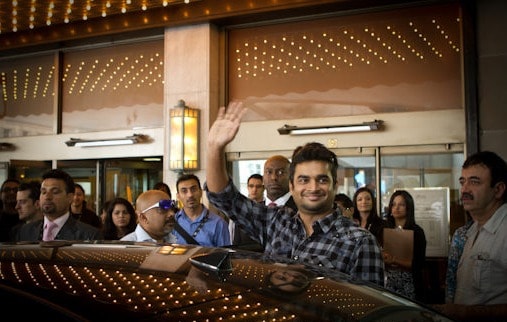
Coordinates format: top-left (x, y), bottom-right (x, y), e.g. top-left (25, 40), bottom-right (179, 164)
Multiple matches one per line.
top-left (268, 202), bottom-right (277, 208)
top-left (43, 221), bottom-right (58, 241)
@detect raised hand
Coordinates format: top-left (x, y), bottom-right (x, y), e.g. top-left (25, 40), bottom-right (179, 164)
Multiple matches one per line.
top-left (206, 101), bottom-right (246, 192)
top-left (208, 101), bottom-right (247, 149)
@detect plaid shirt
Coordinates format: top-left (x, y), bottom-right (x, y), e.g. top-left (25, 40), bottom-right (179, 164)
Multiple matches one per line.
top-left (205, 180), bottom-right (384, 286)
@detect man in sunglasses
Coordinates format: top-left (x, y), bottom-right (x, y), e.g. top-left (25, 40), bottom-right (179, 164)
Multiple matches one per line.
top-left (121, 189), bottom-right (177, 243)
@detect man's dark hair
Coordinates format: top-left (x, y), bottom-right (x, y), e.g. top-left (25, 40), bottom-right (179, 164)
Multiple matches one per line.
top-left (153, 181), bottom-right (172, 199)
top-left (463, 151), bottom-right (507, 202)
top-left (289, 142), bottom-right (338, 185)
top-left (176, 173), bottom-right (201, 192)
top-left (18, 181), bottom-right (41, 202)
top-left (334, 193), bottom-right (353, 208)
top-left (248, 173), bottom-right (263, 183)
top-left (1, 178), bottom-right (20, 191)
top-left (42, 169), bottom-right (75, 194)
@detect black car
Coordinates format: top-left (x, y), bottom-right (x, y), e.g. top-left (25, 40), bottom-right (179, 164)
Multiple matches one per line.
top-left (0, 241), bottom-right (452, 321)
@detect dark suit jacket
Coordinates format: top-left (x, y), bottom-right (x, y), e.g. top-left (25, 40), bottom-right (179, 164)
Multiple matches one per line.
top-left (15, 216), bottom-right (103, 242)
top-left (70, 207), bottom-right (102, 228)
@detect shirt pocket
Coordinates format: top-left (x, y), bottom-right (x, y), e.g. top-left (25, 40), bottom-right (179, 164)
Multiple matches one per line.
top-left (472, 252), bottom-right (491, 291)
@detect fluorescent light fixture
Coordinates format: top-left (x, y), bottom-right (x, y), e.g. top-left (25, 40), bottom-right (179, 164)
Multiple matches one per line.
top-left (0, 142), bottom-right (15, 151)
top-left (278, 120), bottom-right (383, 135)
top-left (65, 134), bottom-right (148, 147)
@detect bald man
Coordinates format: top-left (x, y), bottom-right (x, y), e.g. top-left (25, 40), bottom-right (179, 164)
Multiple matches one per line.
top-left (263, 155), bottom-right (297, 211)
top-left (121, 190), bottom-right (177, 243)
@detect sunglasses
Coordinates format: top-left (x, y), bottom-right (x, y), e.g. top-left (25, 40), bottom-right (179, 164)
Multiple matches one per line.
top-left (140, 199), bottom-right (177, 214)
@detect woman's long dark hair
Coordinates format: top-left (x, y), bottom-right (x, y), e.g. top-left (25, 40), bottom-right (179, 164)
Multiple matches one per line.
top-left (102, 197), bottom-right (137, 240)
top-left (352, 187), bottom-right (379, 224)
top-left (385, 190), bottom-right (416, 229)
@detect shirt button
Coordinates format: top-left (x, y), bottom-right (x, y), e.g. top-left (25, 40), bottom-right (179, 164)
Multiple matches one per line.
top-left (293, 255), bottom-right (299, 260)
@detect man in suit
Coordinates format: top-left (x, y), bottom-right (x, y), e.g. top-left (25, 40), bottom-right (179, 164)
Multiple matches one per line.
top-left (0, 178), bottom-right (21, 241)
top-left (263, 155), bottom-right (297, 211)
top-left (15, 169), bottom-right (102, 242)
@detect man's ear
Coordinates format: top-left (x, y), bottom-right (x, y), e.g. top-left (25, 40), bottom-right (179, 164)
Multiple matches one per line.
top-left (138, 212), bottom-right (147, 223)
top-left (494, 181), bottom-right (506, 200)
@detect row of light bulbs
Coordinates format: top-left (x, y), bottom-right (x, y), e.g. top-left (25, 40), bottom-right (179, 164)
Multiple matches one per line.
top-left (1, 0), bottom-right (191, 34)
top-left (1, 51), bottom-right (163, 102)
top-left (233, 19), bottom-right (461, 78)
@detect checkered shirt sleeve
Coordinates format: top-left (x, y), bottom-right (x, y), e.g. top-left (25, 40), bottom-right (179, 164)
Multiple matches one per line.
top-left (205, 180), bottom-right (384, 286)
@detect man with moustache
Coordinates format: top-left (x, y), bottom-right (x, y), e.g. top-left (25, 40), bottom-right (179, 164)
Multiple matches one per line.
top-left (15, 169), bottom-right (102, 242)
top-left (204, 101), bottom-right (383, 285)
top-left (173, 174), bottom-right (230, 247)
top-left (434, 151), bottom-right (507, 321)
top-left (121, 189), bottom-right (177, 243)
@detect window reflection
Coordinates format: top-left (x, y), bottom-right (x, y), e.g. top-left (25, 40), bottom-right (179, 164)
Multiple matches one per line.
top-left (228, 3), bottom-right (463, 121)
top-left (0, 54), bottom-right (55, 138)
top-left (62, 39), bottom-right (164, 133)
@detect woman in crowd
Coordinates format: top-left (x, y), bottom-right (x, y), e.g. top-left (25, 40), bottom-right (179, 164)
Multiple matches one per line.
top-left (352, 187), bottom-right (384, 243)
top-left (383, 190), bottom-right (427, 301)
top-left (102, 197), bottom-right (137, 240)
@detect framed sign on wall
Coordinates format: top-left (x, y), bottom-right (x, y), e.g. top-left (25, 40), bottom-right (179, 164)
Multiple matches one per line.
top-left (404, 187), bottom-right (450, 257)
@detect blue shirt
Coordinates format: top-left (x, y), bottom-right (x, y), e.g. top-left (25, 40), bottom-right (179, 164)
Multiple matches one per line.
top-left (205, 180), bottom-right (384, 286)
top-left (445, 220), bottom-right (473, 303)
top-left (174, 205), bottom-right (230, 247)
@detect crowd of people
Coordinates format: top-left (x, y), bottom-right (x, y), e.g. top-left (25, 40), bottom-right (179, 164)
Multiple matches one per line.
top-left (0, 100), bottom-right (506, 320)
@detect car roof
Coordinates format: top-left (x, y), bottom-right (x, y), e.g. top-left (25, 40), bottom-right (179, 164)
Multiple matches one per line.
top-left (0, 241), bottom-right (451, 321)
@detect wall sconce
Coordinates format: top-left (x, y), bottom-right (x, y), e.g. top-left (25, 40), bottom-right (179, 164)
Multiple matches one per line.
top-left (277, 120), bottom-right (383, 135)
top-left (65, 134), bottom-right (148, 147)
top-left (170, 99), bottom-right (200, 173)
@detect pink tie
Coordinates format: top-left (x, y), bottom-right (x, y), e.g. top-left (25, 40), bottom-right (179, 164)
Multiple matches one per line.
top-left (43, 221), bottom-right (58, 241)
top-left (268, 202), bottom-right (277, 208)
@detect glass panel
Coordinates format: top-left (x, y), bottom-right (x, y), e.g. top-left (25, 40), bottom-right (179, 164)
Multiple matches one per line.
top-left (56, 158), bottom-right (162, 213)
top-left (103, 158), bottom-right (163, 207)
top-left (58, 160), bottom-right (99, 212)
top-left (381, 153), bottom-right (464, 210)
top-left (62, 39), bottom-right (164, 133)
top-left (380, 152), bottom-right (466, 255)
top-left (9, 160), bottom-right (52, 182)
top-left (228, 3), bottom-right (463, 121)
top-left (336, 156), bottom-right (376, 199)
top-left (0, 54), bottom-right (56, 137)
